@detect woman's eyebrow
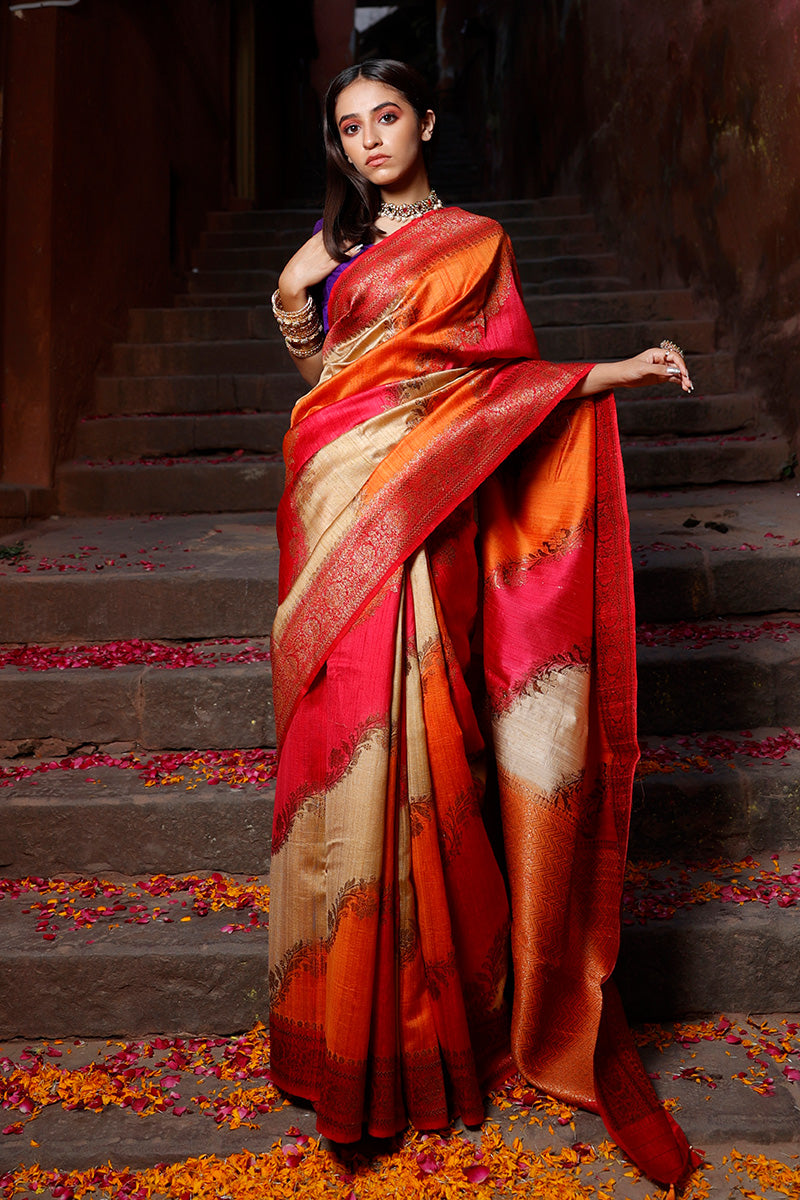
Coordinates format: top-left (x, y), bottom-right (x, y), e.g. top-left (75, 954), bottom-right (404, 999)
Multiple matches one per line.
top-left (337, 101), bottom-right (401, 128)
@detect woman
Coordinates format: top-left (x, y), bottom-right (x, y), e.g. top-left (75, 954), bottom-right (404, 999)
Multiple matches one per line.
top-left (269, 58), bottom-right (700, 1191)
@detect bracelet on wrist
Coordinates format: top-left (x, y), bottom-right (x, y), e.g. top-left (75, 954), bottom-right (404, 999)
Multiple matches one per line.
top-left (287, 338), bottom-right (324, 359)
top-left (272, 288), bottom-right (324, 358)
top-left (272, 288), bottom-right (314, 322)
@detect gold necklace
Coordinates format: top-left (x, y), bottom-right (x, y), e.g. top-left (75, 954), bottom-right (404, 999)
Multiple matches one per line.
top-left (377, 189), bottom-right (443, 221)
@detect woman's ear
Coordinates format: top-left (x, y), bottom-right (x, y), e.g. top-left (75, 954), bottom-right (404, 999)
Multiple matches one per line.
top-left (421, 110), bottom-right (435, 142)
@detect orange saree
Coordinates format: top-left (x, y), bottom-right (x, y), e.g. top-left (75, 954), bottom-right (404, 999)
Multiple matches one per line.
top-left (269, 207), bottom-right (699, 1187)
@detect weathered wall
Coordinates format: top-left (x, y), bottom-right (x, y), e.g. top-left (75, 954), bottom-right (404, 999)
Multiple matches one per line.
top-left (256, 1), bottom-right (321, 206)
top-left (485, 0), bottom-right (800, 449)
top-left (1, 0), bottom-right (232, 486)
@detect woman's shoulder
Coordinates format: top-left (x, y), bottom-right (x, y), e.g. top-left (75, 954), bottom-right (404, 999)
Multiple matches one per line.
top-left (439, 206), bottom-right (508, 241)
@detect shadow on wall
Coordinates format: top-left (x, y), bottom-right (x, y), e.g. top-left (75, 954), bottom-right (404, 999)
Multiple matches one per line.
top-left (428, 1), bottom-right (800, 453)
top-left (493, 2), bottom-right (800, 451)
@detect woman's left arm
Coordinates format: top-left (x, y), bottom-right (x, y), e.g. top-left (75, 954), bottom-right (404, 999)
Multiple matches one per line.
top-left (567, 347), bottom-right (693, 398)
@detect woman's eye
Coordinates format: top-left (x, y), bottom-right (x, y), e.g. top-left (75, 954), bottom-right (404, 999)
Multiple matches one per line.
top-left (379, 112), bottom-right (398, 124)
top-left (342, 123), bottom-right (360, 137)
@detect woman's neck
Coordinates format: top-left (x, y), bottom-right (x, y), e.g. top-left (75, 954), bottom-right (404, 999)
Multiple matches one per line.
top-left (378, 164), bottom-right (432, 210)
top-left (376, 180), bottom-right (440, 233)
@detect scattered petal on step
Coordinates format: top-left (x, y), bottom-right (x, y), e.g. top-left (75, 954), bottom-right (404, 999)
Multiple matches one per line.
top-left (464, 1161), bottom-right (490, 1182)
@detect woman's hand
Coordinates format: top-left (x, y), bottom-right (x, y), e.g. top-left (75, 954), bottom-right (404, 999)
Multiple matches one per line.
top-left (275, 231), bottom-right (345, 387)
top-left (277, 230), bottom-right (343, 309)
top-left (278, 230), bottom-right (364, 308)
top-left (276, 232), bottom-right (365, 386)
top-left (613, 347), bottom-right (693, 392)
top-left (568, 346), bottom-right (694, 399)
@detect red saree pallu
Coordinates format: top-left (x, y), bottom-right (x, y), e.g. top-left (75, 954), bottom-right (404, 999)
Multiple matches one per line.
top-left (270, 208), bottom-right (700, 1186)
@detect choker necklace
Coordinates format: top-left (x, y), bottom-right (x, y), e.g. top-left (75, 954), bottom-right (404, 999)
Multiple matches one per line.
top-left (377, 189), bottom-right (443, 222)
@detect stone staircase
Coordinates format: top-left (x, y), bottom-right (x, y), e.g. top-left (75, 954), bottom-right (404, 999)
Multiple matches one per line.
top-left (1, 197), bottom-right (798, 1037)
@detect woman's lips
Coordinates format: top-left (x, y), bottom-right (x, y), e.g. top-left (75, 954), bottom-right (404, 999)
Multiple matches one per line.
top-left (366, 154), bottom-right (389, 166)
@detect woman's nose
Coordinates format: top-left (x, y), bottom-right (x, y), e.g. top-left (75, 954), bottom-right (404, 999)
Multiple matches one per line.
top-left (363, 124), bottom-right (382, 148)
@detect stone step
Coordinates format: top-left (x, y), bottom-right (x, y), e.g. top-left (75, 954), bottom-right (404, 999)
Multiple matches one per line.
top-left (5, 729), bottom-right (796, 881)
top-left (111, 340), bottom-right (287, 376)
top-left (204, 196), bottom-right (583, 233)
top-left (536, 318), bottom-right (717, 360)
top-left (192, 245), bottom-right (305, 272)
top-left (128, 305), bottom-right (274, 344)
top-left (186, 268), bottom-right (278, 296)
top-left (56, 457), bottom-right (284, 516)
top-left (0, 1024), bottom-right (798, 1177)
top-left (461, 197), bottom-right (585, 219)
top-left (0, 1069), bottom-right (320, 1173)
top-left (94, 372), bottom-right (301, 416)
top-left (1, 861), bottom-right (797, 1036)
top-left (201, 224), bottom-right (319, 249)
top-left (58, 430), bottom-right (782, 521)
top-left (622, 432), bottom-right (790, 489)
top-left (526, 288), bottom-right (696, 327)
top-left (616, 861), bottom-right (800, 1022)
top-left (526, 275), bottom-right (632, 295)
top-left (192, 230), bottom-right (608, 273)
top-left (0, 648), bottom-right (275, 750)
top-left (0, 513), bottom-right (278, 642)
top-left (634, 546), bottom-right (800, 623)
top-left (2, 620), bottom-right (794, 752)
top-left (0, 880), bottom-right (271, 1037)
top-left (185, 258), bottom-right (629, 297)
top-left (628, 480), bottom-right (800, 623)
top-left (1, 764), bottom-right (275, 877)
top-left (510, 232), bottom-right (607, 258)
top-left (76, 412), bottom-right (289, 459)
top-left (636, 620), bottom-right (800, 734)
top-left (111, 331), bottom-right (722, 382)
top-left (516, 253), bottom-right (620, 284)
top-left (616, 393), bottom-right (758, 437)
top-left (177, 291), bottom-right (294, 308)
top-left (490, 211), bottom-right (594, 236)
top-left (206, 207), bottom-right (319, 232)
top-left (197, 210), bottom-right (597, 250)
top-left (1, 486), bottom-right (797, 643)
top-left (630, 728), bottom-right (800, 860)
top-left (153, 294), bottom-right (694, 344)
top-left (78, 399), bottom-right (762, 462)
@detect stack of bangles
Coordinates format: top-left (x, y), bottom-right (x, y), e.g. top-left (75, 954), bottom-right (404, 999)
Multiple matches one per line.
top-left (271, 289), bottom-right (324, 359)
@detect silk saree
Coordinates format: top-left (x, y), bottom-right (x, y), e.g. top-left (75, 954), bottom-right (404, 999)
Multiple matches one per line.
top-left (269, 207), bottom-right (699, 1187)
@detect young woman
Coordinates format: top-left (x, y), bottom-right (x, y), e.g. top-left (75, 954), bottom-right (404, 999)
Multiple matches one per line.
top-left (269, 58), bottom-right (700, 1191)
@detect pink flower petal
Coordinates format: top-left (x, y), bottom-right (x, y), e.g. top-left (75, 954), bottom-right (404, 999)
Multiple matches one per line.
top-left (464, 1163), bottom-right (490, 1183)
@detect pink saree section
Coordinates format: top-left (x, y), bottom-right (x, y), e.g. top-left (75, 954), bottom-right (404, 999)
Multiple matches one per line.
top-left (269, 208), bottom-right (699, 1186)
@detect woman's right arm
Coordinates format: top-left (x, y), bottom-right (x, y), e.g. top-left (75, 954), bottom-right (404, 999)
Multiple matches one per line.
top-left (275, 230), bottom-right (344, 388)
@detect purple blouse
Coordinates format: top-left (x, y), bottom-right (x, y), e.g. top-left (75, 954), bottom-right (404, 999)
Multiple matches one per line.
top-left (313, 219), bottom-right (372, 332)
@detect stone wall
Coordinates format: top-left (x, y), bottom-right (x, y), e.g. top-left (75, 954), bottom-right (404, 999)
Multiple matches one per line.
top-left (1, 0), bottom-right (232, 486)
top-left (491, 0), bottom-right (800, 450)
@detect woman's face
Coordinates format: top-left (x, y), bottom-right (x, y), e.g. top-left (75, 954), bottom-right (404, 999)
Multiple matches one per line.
top-left (334, 77), bottom-right (434, 195)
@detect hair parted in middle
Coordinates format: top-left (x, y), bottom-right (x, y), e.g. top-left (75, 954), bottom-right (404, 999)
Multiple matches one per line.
top-left (322, 59), bottom-right (436, 262)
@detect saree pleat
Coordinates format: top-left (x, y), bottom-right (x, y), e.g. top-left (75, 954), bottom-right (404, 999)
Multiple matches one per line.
top-left (270, 519), bottom-right (513, 1140)
top-left (270, 207), bottom-right (699, 1185)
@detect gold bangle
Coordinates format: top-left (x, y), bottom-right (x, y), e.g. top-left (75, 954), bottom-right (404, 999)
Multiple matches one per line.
top-left (286, 338), bottom-right (324, 359)
top-left (272, 288), bottom-right (315, 323)
top-left (275, 311), bottom-right (321, 335)
top-left (285, 327), bottom-right (323, 346)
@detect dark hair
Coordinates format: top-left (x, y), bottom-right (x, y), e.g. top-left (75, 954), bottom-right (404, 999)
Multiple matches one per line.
top-left (322, 59), bottom-right (435, 262)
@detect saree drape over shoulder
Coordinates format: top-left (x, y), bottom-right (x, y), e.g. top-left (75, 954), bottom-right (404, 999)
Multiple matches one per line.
top-left (270, 208), bottom-right (699, 1187)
